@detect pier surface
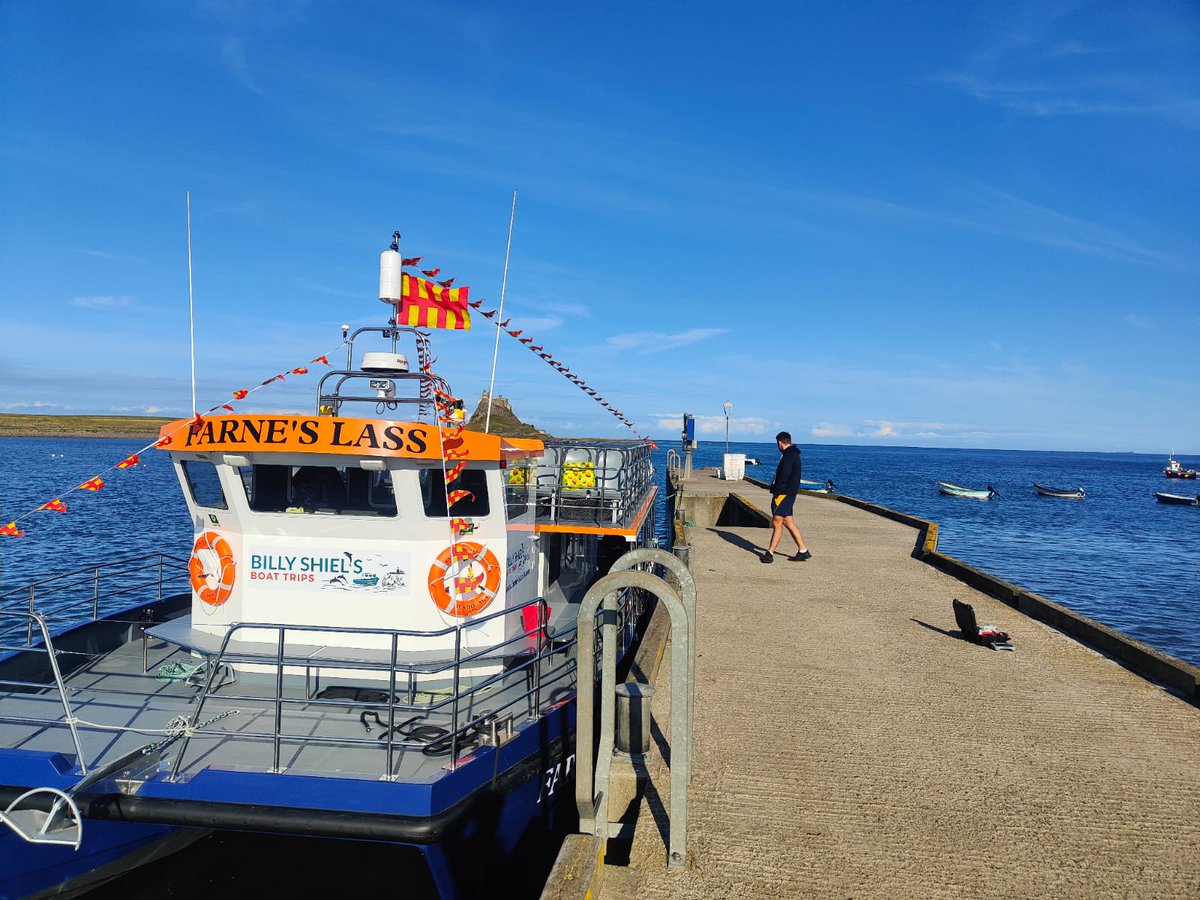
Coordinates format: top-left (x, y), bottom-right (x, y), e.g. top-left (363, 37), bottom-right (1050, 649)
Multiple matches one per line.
top-left (599, 472), bottom-right (1200, 898)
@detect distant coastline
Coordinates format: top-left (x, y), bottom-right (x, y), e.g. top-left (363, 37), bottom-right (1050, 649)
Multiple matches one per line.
top-left (0, 413), bottom-right (173, 439)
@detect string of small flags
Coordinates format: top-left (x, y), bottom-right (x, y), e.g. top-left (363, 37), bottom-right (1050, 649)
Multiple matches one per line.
top-left (0, 346), bottom-right (343, 538)
top-left (397, 255), bottom-right (649, 441)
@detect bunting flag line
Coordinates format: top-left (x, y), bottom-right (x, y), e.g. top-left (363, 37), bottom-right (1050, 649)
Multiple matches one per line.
top-left (402, 256), bottom-right (422, 267)
top-left (1, 340), bottom-right (345, 539)
top-left (399, 247), bottom-right (650, 439)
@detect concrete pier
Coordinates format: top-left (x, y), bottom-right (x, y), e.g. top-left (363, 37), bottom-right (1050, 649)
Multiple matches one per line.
top-left (559, 470), bottom-right (1200, 898)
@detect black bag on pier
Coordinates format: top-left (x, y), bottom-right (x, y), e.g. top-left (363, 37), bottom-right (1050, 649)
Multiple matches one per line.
top-left (952, 598), bottom-right (1014, 650)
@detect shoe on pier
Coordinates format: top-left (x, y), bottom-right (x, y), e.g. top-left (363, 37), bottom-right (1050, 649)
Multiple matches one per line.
top-left (760, 551), bottom-right (774, 563)
top-left (789, 550), bottom-right (812, 562)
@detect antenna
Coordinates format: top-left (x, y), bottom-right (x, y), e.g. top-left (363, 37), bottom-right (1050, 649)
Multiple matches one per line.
top-left (485, 190), bottom-right (517, 433)
top-left (186, 191), bottom-right (196, 417)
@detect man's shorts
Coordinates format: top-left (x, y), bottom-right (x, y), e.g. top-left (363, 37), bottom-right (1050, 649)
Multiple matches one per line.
top-left (771, 493), bottom-right (796, 517)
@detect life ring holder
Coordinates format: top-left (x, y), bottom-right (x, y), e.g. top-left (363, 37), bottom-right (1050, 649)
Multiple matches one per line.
top-left (189, 531), bottom-right (236, 607)
top-left (427, 541), bottom-right (500, 618)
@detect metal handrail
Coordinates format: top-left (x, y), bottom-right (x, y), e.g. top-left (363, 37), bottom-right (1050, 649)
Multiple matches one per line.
top-left (0, 612), bottom-right (90, 774)
top-left (165, 593), bottom-right (629, 781)
top-left (0, 553), bottom-right (187, 647)
top-left (575, 565), bottom-right (692, 868)
top-left (608, 548), bottom-right (697, 783)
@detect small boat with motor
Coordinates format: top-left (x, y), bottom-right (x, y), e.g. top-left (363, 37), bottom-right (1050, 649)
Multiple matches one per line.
top-left (798, 478), bottom-right (835, 493)
top-left (1034, 483), bottom-right (1086, 499)
top-left (935, 482), bottom-right (997, 500)
top-left (0, 237), bottom-right (659, 898)
top-left (1163, 457), bottom-right (1198, 479)
top-left (1154, 491), bottom-right (1199, 506)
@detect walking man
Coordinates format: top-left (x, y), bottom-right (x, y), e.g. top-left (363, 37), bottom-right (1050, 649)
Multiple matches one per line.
top-left (762, 431), bottom-right (812, 563)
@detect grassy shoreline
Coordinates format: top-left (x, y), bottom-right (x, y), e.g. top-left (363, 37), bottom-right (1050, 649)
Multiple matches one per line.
top-left (0, 413), bottom-right (175, 438)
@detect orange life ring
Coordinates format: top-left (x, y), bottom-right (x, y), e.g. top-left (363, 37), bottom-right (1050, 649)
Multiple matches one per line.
top-left (428, 541), bottom-right (501, 617)
top-left (189, 531), bottom-right (236, 607)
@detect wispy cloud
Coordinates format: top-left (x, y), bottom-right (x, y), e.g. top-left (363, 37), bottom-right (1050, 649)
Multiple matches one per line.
top-left (653, 413), bottom-right (769, 437)
top-left (75, 248), bottom-right (141, 262)
top-left (606, 327), bottom-right (728, 355)
top-left (812, 419), bottom-right (990, 442)
top-left (71, 295), bottom-right (135, 310)
top-left (929, 4), bottom-right (1199, 130)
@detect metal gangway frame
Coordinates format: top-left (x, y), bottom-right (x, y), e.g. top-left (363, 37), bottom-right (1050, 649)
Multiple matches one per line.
top-left (574, 547), bottom-right (696, 869)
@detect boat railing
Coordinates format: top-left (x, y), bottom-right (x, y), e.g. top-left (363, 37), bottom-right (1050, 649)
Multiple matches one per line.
top-left (0, 553), bottom-right (189, 649)
top-left (167, 588), bottom-right (643, 781)
top-left (315, 325), bottom-right (447, 419)
top-left (0, 611), bottom-right (91, 774)
top-left (513, 441), bottom-right (656, 529)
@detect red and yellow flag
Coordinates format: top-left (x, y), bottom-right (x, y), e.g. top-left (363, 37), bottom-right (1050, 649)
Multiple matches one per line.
top-left (232, 389), bottom-right (249, 400)
top-left (311, 355), bottom-right (330, 366)
top-left (0, 522), bottom-right (23, 537)
top-left (38, 498), bottom-right (67, 513)
top-left (290, 366), bottom-right (309, 376)
top-left (78, 477), bottom-right (105, 491)
top-left (447, 489), bottom-right (474, 508)
top-left (116, 453), bottom-right (140, 469)
top-left (400, 274), bottom-right (470, 330)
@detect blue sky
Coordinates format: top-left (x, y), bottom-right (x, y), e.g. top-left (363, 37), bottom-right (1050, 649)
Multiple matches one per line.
top-left (1, 1), bottom-right (1197, 452)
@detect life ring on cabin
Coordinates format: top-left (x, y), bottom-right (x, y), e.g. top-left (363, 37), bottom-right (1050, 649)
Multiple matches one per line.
top-left (427, 541), bottom-right (500, 617)
top-left (189, 531), bottom-right (236, 607)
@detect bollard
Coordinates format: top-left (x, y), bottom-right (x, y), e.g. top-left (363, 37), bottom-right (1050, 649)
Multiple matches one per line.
top-left (672, 542), bottom-right (691, 568)
top-left (615, 682), bottom-right (655, 755)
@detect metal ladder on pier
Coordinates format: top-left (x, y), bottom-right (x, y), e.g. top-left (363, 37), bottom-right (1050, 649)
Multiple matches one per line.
top-left (574, 547), bottom-right (696, 869)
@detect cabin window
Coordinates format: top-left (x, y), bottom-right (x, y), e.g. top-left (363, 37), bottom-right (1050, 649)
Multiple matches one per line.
top-left (419, 467), bottom-right (490, 518)
top-left (237, 465), bottom-right (397, 517)
top-left (181, 460), bottom-right (228, 510)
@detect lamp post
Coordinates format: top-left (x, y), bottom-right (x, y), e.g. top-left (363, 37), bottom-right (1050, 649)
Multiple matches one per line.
top-left (723, 401), bottom-right (733, 456)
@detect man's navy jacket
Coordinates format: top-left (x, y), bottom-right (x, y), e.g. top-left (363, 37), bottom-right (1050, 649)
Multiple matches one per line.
top-left (772, 445), bottom-right (802, 495)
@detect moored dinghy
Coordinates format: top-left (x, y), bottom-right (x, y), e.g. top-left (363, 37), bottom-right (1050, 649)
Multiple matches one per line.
top-left (935, 482), bottom-right (997, 500)
top-left (1034, 483), bottom-right (1086, 499)
top-left (1154, 491), bottom-right (1200, 506)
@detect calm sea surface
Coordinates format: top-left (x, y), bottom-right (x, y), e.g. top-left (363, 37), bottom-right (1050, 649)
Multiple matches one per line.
top-left (2, 437), bottom-right (1198, 668)
top-left (655, 440), bottom-right (1199, 668)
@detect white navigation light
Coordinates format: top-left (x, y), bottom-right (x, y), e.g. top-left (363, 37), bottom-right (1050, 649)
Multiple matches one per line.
top-left (361, 352), bottom-right (409, 374)
top-left (379, 249), bottom-right (403, 304)
top-left (370, 379), bottom-right (396, 400)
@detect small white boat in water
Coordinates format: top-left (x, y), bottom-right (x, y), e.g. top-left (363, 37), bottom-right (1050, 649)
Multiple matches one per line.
top-left (1034, 483), bottom-right (1086, 499)
top-left (936, 481), bottom-right (997, 500)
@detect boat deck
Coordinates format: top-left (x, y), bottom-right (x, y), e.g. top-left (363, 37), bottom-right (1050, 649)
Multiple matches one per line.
top-left (598, 471), bottom-right (1200, 898)
top-left (0, 616), bottom-right (578, 787)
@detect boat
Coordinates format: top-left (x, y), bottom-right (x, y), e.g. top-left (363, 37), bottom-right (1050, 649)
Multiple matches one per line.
top-left (1163, 457), bottom-right (1198, 479)
top-left (0, 239), bottom-right (659, 897)
top-left (798, 478), bottom-right (835, 493)
top-left (1034, 483), bottom-right (1086, 499)
top-left (935, 482), bottom-right (997, 500)
top-left (1154, 492), bottom-right (1199, 506)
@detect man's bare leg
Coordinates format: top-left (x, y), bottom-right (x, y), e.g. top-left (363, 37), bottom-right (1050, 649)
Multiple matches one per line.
top-left (783, 516), bottom-right (808, 553)
top-left (767, 516), bottom-right (785, 553)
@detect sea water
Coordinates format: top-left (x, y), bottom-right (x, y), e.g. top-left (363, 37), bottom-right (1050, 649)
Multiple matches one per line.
top-left (2, 437), bottom-right (1198, 668)
top-left (655, 441), bottom-right (1199, 668)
